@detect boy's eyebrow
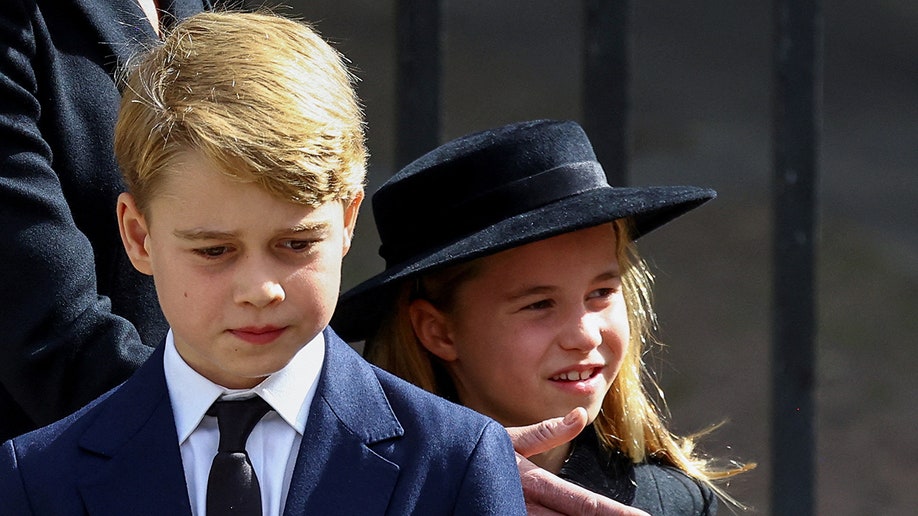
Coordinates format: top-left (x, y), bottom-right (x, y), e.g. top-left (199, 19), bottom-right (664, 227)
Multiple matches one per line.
top-left (173, 221), bottom-right (330, 241)
top-left (287, 221), bottom-right (331, 234)
top-left (173, 228), bottom-right (237, 241)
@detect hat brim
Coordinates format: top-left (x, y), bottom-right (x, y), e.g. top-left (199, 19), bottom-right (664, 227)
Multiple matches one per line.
top-left (332, 185), bottom-right (715, 342)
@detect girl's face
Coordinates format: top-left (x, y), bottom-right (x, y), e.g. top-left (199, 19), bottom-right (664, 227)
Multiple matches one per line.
top-left (417, 223), bottom-right (629, 427)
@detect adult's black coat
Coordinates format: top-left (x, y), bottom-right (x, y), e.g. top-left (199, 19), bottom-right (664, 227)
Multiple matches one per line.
top-left (0, 0), bottom-right (215, 441)
top-left (560, 427), bottom-right (719, 515)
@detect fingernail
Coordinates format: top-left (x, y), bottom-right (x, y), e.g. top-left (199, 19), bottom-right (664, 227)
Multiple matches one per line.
top-left (562, 410), bottom-right (577, 425)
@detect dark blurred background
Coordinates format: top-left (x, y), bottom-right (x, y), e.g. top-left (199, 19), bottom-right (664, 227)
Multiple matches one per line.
top-left (267, 1), bottom-right (916, 513)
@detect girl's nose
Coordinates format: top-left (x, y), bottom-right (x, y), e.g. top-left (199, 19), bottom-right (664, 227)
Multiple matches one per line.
top-left (558, 312), bottom-right (604, 352)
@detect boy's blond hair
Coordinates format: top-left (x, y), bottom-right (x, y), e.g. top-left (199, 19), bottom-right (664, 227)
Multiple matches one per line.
top-left (114, 11), bottom-right (366, 214)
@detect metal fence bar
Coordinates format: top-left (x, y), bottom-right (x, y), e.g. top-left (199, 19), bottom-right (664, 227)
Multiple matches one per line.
top-left (582, 0), bottom-right (631, 187)
top-left (771, 0), bottom-right (822, 513)
top-left (395, 0), bottom-right (442, 170)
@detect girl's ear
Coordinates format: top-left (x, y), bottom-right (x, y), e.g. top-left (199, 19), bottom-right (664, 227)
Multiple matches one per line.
top-left (408, 299), bottom-right (458, 362)
top-left (117, 193), bottom-right (153, 275)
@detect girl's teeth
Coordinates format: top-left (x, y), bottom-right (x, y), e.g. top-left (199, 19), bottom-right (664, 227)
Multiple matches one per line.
top-left (554, 370), bottom-right (591, 381)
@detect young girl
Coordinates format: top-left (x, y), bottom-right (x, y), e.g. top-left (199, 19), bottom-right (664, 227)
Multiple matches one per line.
top-left (332, 119), bottom-right (752, 514)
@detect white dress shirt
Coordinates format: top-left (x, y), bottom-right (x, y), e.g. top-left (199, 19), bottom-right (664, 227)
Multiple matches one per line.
top-left (164, 329), bottom-right (325, 516)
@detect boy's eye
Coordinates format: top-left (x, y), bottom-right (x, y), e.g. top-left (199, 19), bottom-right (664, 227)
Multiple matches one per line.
top-left (281, 240), bottom-right (316, 251)
top-left (193, 246), bottom-right (230, 258)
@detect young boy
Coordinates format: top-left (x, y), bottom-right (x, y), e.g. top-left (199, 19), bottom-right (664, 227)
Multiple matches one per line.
top-left (0, 11), bottom-right (525, 515)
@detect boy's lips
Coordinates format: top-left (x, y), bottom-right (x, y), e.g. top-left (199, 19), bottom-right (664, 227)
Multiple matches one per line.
top-left (229, 326), bottom-right (287, 345)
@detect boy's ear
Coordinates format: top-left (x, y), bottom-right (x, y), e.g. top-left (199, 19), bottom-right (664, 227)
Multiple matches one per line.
top-left (408, 299), bottom-right (458, 362)
top-left (341, 189), bottom-right (364, 254)
top-left (117, 193), bottom-right (153, 276)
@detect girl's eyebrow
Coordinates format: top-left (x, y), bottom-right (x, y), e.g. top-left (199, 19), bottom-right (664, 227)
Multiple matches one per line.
top-left (595, 270), bottom-right (621, 281)
top-left (505, 285), bottom-right (556, 302)
top-left (505, 269), bottom-right (621, 301)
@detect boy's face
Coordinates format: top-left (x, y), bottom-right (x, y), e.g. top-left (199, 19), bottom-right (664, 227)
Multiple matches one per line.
top-left (118, 150), bottom-right (362, 389)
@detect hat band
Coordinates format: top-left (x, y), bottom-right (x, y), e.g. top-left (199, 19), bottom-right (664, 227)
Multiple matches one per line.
top-left (380, 160), bottom-right (608, 266)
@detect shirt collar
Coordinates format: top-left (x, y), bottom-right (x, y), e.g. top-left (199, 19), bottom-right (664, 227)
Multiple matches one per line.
top-left (164, 329), bottom-right (325, 444)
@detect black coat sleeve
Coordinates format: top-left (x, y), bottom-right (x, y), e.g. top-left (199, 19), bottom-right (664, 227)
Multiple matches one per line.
top-left (0, 0), bottom-right (160, 440)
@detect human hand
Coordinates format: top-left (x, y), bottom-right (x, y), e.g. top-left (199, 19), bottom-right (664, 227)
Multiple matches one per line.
top-left (506, 408), bottom-right (650, 516)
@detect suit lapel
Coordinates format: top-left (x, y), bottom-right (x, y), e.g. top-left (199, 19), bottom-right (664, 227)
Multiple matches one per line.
top-left (70, 330), bottom-right (401, 514)
top-left (283, 329), bottom-right (404, 515)
top-left (76, 345), bottom-right (192, 515)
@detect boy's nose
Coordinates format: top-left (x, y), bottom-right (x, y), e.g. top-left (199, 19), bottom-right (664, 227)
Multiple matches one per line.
top-left (233, 259), bottom-right (286, 308)
top-left (235, 281), bottom-right (285, 308)
top-left (558, 312), bottom-right (604, 352)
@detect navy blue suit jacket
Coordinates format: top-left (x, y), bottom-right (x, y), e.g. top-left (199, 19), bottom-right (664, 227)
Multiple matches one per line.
top-left (0, 0), bottom-right (214, 441)
top-left (0, 328), bottom-right (526, 515)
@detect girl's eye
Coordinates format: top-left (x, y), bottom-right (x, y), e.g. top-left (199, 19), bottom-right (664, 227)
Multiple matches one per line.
top-left (193, 246), bottom-right (229, 258)
top-left (588, 288), bottom-right (617, 300)
top-left (523, 299), bottom-right (555, 311)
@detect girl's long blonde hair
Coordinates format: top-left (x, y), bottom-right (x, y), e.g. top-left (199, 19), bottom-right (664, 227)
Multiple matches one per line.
top-left (366, 219), bottom-right (753, 507)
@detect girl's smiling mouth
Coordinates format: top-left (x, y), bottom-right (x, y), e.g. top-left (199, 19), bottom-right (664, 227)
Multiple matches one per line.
top-left (550, 366), bottom-right (603, 382)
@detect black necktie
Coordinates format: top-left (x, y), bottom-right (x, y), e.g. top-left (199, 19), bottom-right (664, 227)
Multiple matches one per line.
top-left (206, 396), bottom-right (273, 516)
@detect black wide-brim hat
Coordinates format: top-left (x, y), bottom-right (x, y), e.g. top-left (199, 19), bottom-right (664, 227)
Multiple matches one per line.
top-left (332, 119), bottom-right (715, 342)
